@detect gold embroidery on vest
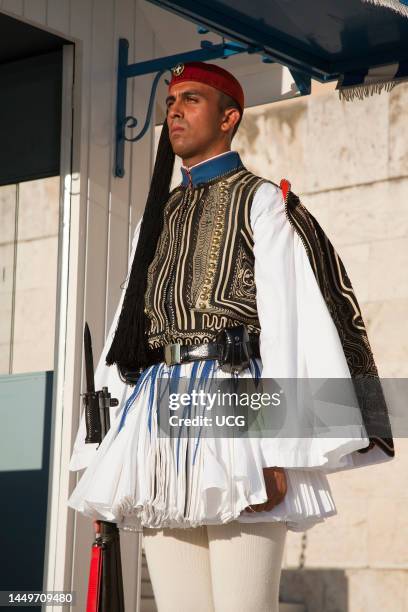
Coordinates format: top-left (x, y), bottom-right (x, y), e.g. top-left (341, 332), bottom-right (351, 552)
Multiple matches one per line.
top-left (191, 181), bottom-right (229, 310)
top-left (144, 169), bottom-right (268, 349)
top-left (231, 243), bottom-right (257, 302)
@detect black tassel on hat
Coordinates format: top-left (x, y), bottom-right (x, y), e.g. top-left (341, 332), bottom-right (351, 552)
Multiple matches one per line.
top-left (105, 120), bottom-right (175, 379)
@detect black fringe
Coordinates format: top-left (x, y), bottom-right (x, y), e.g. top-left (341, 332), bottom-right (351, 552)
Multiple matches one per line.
top-left (105, 121), bottom-right (175, 379)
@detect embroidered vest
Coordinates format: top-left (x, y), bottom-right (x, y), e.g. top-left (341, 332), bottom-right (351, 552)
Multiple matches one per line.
top-left (144, 167), bottom-right (268, 349)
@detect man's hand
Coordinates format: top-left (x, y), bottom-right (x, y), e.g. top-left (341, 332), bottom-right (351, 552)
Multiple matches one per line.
top-left (244, 467), bottom-right (288, 513)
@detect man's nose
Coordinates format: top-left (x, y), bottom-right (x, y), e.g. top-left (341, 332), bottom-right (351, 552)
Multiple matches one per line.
top-left (168, 98), bottom-right (183, 118)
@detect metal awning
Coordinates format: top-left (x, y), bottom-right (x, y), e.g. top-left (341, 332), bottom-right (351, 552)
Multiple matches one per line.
top-left (146, 0), bottom-right (408, 88)
top-left (115, 0), bottom-right (408, 176)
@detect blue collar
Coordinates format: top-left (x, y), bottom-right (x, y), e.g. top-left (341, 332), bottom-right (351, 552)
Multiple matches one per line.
top-left (180, 151), bottom-right (244, 187)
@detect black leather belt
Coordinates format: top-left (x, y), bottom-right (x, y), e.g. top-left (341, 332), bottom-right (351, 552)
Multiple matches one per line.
top-left (122, 325), bottom-right (260, 385)
top-left (146, 335), bottom-right (260, 367)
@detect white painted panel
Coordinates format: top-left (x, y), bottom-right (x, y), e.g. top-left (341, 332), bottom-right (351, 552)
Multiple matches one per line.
top-left (130, 0), bottom-right (156, 237)
top-left (106, 212), bottom-right (128, 315)
top-left (42, 43), bottom-right (77, 607)
top-left (23, 0), bottom-right (47, 23)
top-left (86, 0), bottom-right (115, 208)
top-left (1, 0), bottom-right (23, 15)
top-left (46, 0), bottom-right (70, 33)
top-left (83, 0), bottom-right (115, 366)
top-left (68, 0), bottom-right (93, 202)
top-left (69, 0), bottom-right (92, 42)
top-left (67, 2), bottom-right (102, 609)
top-left (106, 0), bottom-right (135, 332)
top-left (68, 0), bottom-right (94, 414)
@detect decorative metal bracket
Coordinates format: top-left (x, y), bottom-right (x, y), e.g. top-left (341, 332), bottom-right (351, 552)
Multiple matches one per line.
top-left (115, 36), bottom-right (311, 177)
top-left (289, 69), bottom-right (311, 96)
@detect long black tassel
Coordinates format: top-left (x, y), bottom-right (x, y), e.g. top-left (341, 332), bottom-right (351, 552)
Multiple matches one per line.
top-left (105, 121), bottom-right (175, 378)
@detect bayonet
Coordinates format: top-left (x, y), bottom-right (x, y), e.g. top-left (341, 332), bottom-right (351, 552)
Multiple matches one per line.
top-left (82, 321), bottom-right (119, 445)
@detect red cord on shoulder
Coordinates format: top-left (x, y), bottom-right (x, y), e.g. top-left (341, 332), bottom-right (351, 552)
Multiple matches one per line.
top-left (280, 178), bottom-right (291, 201)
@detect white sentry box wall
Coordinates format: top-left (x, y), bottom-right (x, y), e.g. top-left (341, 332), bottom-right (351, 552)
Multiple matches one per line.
top-left (0, 0), bottom-right (155, 609)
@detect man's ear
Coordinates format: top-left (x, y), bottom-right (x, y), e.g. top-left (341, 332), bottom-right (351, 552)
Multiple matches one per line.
top-left (221, 107), bottom-right (241, 134)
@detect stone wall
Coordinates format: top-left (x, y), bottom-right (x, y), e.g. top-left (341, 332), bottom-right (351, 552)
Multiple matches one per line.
top-left (233, 84), bottom-right (408, 610)
top-left (0, 176), bottom-right (60, 374)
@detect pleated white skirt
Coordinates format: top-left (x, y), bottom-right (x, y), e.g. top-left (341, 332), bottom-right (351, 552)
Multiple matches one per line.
top-left (67, 357), bottom-right (342, 533)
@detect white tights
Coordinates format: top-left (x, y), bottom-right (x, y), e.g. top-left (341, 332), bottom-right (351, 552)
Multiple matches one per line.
top-left (142, 520), bottom-right (287, 612)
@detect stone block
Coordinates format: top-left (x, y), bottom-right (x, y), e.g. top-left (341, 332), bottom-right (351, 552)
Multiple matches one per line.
top-left (285, 497), bottom-right (368, 569)
top-left (362, 299), bottom-right (408, 376)
top-left (12, 287), bottom-right (57, 373)
top-left (0, 342), bottom-right (10, 374)
top-left (0, 243), bottom-right (15, 295)
top-left (18, 177), bottom-right (60, 241)
top-left (305, 93), bottom-right (389, 193)
top-left (234, 99), bottom-right (309, 192)
top-left (280, 567), bottom-right (408, 612)
top-left (15, 236), bottom-right (58, 291)
top-left (389, 83), bottom-right (408, 178)
top-left (0, 289), bottom-right (12, 347)
top-left (279, 604), bottom-right (305, 612)
top-left (346, 568), bottom-right (408, 612)
top-left (328, 440), bottom-right (406, 502)
top-left (367, 238), bottom-right (408, 302)
top-left (279, 568), bottom-right (348, 612)
top-left (0, 184), bottom-right (16, 244)
top-left (303, 179), bottom-right (408, 248)
top-left (367, 496), bottom-right (408, 568)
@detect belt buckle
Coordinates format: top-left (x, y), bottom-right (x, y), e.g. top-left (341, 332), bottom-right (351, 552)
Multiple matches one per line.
top-left (164, 342), bottom-right (181, 366)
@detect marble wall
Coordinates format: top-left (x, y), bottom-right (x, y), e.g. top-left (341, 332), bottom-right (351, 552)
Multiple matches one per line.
top-left (234, 83), bottom-right (408, 378)
top-left (0, 177), bottom-right (60, 375)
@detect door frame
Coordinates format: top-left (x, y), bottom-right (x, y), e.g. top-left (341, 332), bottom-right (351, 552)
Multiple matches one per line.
top-left (42, 42), bottom-right (80, 602)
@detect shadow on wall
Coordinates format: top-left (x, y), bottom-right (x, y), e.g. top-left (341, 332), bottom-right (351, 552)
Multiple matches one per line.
top-left (280, 569), bottom-right (348, 612)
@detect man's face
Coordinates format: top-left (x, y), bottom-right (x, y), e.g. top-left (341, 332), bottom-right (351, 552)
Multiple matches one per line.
top-left (166, 81), bottom-right (226, 161)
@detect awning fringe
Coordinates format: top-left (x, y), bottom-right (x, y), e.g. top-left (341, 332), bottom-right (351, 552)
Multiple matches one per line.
top-left (338, 80), bottom-right (399, 101)
top-left (361, 0), bottom-right (408, 18)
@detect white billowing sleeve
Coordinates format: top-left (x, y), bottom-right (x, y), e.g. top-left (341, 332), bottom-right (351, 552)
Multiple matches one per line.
top-left (250, 182), bottom-right (394, 473)
top-left (68, 217), bottom-right (143, 472)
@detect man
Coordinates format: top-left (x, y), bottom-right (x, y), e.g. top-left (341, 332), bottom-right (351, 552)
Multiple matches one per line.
top-left (161, 63), bottom-right (289, 513)
top-left (68, 61), bottom-right (394, 611)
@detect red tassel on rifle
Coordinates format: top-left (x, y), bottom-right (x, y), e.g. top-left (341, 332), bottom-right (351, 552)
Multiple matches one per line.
top-left (86, 523), bottom-right (102, 611)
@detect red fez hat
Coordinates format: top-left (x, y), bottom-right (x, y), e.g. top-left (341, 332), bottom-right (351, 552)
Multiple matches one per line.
top-left (168, 61), bottom-right (244, 112)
